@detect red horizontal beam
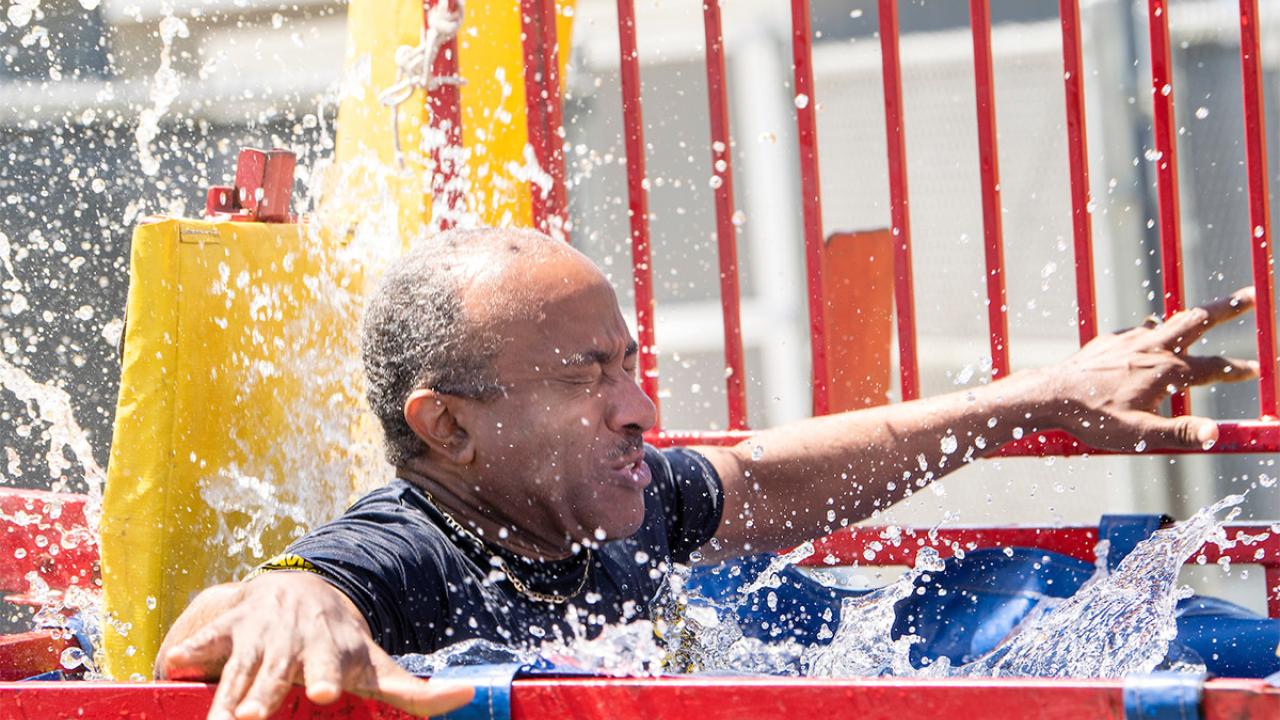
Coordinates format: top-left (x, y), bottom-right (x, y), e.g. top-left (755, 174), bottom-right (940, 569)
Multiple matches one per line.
top-left (0, 631), bottom-right (80, 682)
top-left (802, 523), bottom-right (1279, 568)
top-left (647, 421), bottom-right (1280, 454)
top-left (2, 678), bottom-right (1276, 719)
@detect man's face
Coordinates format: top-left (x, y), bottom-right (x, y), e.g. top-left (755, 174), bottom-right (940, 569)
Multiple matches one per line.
top-left (455, 251), bottom-right (658, 547)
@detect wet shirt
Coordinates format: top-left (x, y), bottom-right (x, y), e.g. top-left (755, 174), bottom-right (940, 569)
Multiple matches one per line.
top-left (275, 446), bottom-right (723, 655)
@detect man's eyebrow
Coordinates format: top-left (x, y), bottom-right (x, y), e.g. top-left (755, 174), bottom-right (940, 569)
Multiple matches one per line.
top-left (560, 348), bottom-right (612, 367)
top-left (560, 340), bottom-right (638, 367)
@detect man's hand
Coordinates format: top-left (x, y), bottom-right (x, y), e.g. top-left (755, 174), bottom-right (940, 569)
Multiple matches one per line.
top-left (155, 571), bottom-right (473, 720)
top-left (1043, 286), bottom-right (1259, 451)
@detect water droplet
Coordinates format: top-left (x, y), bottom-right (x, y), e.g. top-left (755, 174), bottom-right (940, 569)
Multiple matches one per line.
top-left (1194, 106), bottom-right (1209, 119)
top-left (146, 595), bottom-right (157, 610)
top-left (939, 434), bottom-right (958, 455)
top-left (593, 527), bottom-right (606, 541)
top-left (91, 178), bottom-right (106, 193)
top-left (1160, 83), bottom-right (1172, 96)
top-left (794, 94), bottom-right (810, 109)
top-left (60, 646), bottom-right (87, 670)
top-left (750, 443), bottom-right (764, 461)
top-left (1012, 427), bottom-right (1024, 440)
top-left (708, 175), bottom-right (723, 189)
top-left (731, 210), bottom-right (746, 227)
top-left (1135, 439), bottom-right (1147, 452)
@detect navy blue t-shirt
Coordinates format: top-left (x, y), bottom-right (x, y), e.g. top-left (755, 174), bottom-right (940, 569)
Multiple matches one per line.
top-left (279, 446), bottom-right (723, 655)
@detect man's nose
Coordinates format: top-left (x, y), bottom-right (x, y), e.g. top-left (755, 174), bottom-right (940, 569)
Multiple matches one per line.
top-left (608, 374), bottom-right (657, 435)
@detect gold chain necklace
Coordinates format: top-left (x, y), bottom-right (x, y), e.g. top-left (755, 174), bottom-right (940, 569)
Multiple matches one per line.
top-left (421, 491), bottom-right (592, 604)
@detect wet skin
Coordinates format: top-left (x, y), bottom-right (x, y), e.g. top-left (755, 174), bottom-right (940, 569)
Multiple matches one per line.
top-left (156, 229), bottom-right (1260, 720)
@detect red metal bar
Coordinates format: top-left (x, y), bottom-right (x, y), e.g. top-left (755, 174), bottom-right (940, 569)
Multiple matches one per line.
top-left (0, 631), bottom-right (81, 682)
top-left (0, 489), bottom-right (96, 595)
top-left (1237, 0), bottom-right (1279, 418)
top-left (520, 0), bottom-right (570, 239)
top-left (789, 0), bottom-right (831, 416)
top-left (1266, 565), bottom-right (1280, 619)
top-left (806, 523), bottom-right (1278, 567)
top-left (1058, 0), bottom-right (1099, 345)
top-left (878, 0), bottom-right (921, 402)
top-left (805, 526), bottom-right (1102, 566)
top-left (1147, 0), bottom-right (1189, 416)
top-left (3, 678), bottom-right (1277, 718)
top-left (615, 0), bottom-right (661, 426)
top-left (702, 0), bottom-right (750, 431)
top-left (645, 429), bottom-right (752, 448)
top-left (804, 523), bottom-right (1279, 618)
top-left (968, 0), bottom-right (1011, 380)
top-left (427, 0), bottom-right (465, 231)
top-left (647, 420), bottom-right (1280, 455)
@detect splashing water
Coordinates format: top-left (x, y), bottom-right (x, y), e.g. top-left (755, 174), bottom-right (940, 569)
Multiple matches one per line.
top-left (956, 494), bottom-right (1246, 678)
top-left (395, 496), bottom-right (1258, 681)
top-left (135, 15), bottom-right (189, 177)
top-left (803, 547), bottom-right (944, 677)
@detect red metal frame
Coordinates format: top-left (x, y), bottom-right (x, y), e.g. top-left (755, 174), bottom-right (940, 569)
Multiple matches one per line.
top-left (0, 489), bottom-right (96, 599)
top-left (615, 0), bottom-right (662, 427)
top-left (702, 0), bottom-right (749, 431)
top-left (204, 148), bottom-right (297, 223)
top-left (550, 0), bottom-right (1280, 453)
top-left (878, 0), bottom-right (921, 402)
top-left (968, 0), bottom-right (1012, 381)
top-left (2, 677), bottom-right (1277, 718)
top-left (790, 0), bottom-right (831, 418)
top-left (1147, 0), bottom-right (1190, 416)
top-left (520, 0), bottom-right (569, 238)
top-left (1238, 0), bottom-right (1279, 419)
top-left (427, 0), bottom-right (465, 230)
top-left (801, 523), bottom-right (1280, 618)
top-left (1058, 0), bottom-right (1099, 345)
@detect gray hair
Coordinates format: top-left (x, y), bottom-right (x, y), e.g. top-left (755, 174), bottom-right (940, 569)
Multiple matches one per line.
top-left (361, 227), bottom-right (554, 465)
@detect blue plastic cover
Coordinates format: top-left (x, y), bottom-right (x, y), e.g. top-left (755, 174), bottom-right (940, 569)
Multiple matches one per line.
top-left (1122, 671), bottom-right (1206, 720)
top-left (687, 515), bottom-right (1280, 678)
top-left (432, 662), bottom-right (525, 720)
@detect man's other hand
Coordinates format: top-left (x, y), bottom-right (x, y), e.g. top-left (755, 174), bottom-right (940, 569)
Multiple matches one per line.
top-left (1041, 286), bottom-right (1259, 451)
top-left (154, 571), bottom-right (474, 720)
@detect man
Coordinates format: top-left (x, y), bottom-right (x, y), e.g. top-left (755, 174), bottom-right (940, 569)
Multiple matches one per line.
top-left (156, 227), bottom-right (1258, 719)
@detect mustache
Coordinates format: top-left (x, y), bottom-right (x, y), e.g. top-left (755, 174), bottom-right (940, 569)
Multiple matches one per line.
top-left (608, 434), bottom-right (644, 461)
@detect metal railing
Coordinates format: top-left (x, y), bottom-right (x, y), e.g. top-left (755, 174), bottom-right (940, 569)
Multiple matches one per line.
top-left (430, 0), bottom-right (1280, 454)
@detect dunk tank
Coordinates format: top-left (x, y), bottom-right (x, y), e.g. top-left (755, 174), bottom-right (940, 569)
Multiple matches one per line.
top-left (1, 0), bottom-right (1279, 717)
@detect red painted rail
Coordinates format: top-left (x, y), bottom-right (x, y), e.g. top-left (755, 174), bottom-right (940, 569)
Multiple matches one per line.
top-left (702, 0), bottom-right (749, 431)
top-left (520, 0), bottom-right (569, 239)
top-left (800, 522), bottom-right (1280, 618)
top-left (2, 678), bottom-right (1278, 719)
top-left (614, 0), bottom-right (662, 427)
top-left (588, 0), bottom-right (1280, 454)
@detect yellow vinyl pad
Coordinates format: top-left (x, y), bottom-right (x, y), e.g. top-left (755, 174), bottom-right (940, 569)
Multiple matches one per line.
top-left (100, 219), bottom-right (368, 679)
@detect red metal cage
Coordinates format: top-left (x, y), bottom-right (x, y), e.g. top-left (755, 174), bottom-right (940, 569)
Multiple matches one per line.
top-left (419, 0), bottom-right (1280, 455)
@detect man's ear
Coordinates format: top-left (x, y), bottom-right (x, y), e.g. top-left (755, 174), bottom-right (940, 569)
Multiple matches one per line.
top-left (404, 389), bottom-right (476, 465)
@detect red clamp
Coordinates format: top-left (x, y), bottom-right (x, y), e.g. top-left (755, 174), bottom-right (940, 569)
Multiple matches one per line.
top-left (205, 147), bottom-right (297, 223)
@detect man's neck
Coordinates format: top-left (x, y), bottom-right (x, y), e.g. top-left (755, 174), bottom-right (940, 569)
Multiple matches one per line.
top-left (396, 459), bottom-right (577, 562)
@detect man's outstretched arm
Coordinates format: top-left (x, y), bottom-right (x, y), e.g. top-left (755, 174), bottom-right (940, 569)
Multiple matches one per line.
top-left (155, 571), bottom-right (473, 720)
top-left (696, 288), bottom-right (1260, 561)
